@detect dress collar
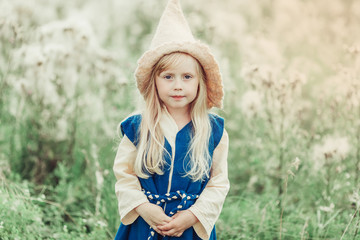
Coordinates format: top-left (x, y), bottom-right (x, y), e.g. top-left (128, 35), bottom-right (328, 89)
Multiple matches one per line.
top-left (159, 107), bottom-right (178, 148)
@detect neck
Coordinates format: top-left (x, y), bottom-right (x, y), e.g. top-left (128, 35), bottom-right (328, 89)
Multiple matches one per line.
top-left (166, 107), bottom-right (191, 130)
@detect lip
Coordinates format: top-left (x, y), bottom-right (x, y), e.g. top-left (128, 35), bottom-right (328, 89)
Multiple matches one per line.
top-left (171, 95), bottom-right (185, 100)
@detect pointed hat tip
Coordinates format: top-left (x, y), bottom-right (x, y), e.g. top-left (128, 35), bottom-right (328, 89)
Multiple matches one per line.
top-left (168, 0), bottom-right (180, 5)
top-left (165, 0), bottom-right (182, 12)
top-left (150, 0), bottom-right (194, 48)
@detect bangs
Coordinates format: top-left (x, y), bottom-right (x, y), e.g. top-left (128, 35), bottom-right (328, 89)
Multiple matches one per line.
top-left (154, 52), bottom-right (204, 77)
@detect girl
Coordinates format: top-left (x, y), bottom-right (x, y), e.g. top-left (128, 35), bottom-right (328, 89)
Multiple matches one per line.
top-left (114, 1), bottom-right (229, 239)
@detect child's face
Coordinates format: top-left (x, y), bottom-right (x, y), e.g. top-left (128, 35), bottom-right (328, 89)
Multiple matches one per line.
top-left (155, 54), bottom-right (200, 115)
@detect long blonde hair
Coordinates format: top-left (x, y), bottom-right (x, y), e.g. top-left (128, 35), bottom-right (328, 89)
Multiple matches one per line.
top-left (134, 52), bottom-right (211, 181)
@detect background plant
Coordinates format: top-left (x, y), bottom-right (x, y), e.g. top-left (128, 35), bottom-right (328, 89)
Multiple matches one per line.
top-left (1, 0), bottom-right (360, 239)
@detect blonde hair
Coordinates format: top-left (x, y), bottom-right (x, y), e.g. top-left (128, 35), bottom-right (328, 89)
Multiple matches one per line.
top-left (134, 52), bottom-right (211, 181)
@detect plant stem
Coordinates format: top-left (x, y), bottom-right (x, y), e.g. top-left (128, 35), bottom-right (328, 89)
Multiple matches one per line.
top-left (355, 104), bottom-right (360, 187)
top-left (279, 174), bottom-right (288, 240)
top-left (354, 209), bottom-right (360, 240)
top-left (278, 101), bottom-right (285, 211)
top-left (301, 218), bottom-right (309, 240)
top-left (326, 162), bottom-right (331, 198)
top-left (340, 204), bottom-right (360, 240)
top-left (67, 75), bottom-right (81, 162)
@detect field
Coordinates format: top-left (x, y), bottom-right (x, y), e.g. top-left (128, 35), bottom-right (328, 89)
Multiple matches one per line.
top-left (1, 0), bottom-right (360, 239)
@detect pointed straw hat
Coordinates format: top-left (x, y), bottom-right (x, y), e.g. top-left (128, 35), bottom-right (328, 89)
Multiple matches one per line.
top-left (135, 0), bottom-right (224, 109)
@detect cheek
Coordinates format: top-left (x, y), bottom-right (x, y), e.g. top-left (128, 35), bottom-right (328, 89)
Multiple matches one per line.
top-left (155, 79), bottom-right (168, 97)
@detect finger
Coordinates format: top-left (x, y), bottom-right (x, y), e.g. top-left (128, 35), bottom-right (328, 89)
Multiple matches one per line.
top-left (157, 221), bottom-right (174, 231)
top-left (155, 219), bottom-right (171, 226)
top-left (152, 226), bottom-right (165, 237)
top-left (156, 222), bottom-right (167, 228)
top-left (157, 225), bottom-right (169, 231)
top-left (157, 214), bottom-right (172, 223)
top-left (176, 232), bottom-right (183, 237)
top-left (162, 228), bottom-right (178, 236)
top-left (153, 215), bottom-right (172, 226)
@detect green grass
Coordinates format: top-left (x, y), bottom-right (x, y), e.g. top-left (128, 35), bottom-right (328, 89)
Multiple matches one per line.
top-left (1, 0), bottom-right (360, 239)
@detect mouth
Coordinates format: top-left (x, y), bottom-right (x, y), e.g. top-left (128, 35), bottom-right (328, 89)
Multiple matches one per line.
top-left (171, 95), bottom-right (185, 100)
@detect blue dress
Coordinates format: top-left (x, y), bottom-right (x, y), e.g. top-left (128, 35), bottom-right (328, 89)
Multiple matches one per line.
top-left (114, 114), bottom-right (224, 240)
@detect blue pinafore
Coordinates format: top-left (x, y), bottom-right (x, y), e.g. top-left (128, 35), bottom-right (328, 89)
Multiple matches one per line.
top-left (114, 113), bottom-right (224, 240)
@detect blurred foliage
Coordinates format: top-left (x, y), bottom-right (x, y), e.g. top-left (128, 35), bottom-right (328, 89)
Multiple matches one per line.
top-left (1, 0), bottom-right (360, 239)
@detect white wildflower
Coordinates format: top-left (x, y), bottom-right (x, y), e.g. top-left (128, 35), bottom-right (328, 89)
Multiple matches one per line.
top-left (14, 45), bottom-right (45, 67)
top-left (335, 166), bottom-right (343, 173)
top-left (247, 175), bottom-right (259, 190)
top-left (349, 191), bottom-right (360, 208)
top-left (38, 16), bottom-right (98, 50)
top-left (55, 118), bottom-right (68, 142)
top-left (8, 96), bottom-right (19, 117)
top-left (97, 220), bottom-right (107, 228)
top-left (11, 200), bottom-right (22, 211)
top-left (23, 188), bottom-right (30, 197)
top-left (287, 169), bottom-right (295, 177)
top-left (313, 136), bottom-right (350, 162)
top-left (319, 203), bottom-right (335, 212)
top-left (80, 94), bottom-right (104, 123)
top-left (43, 43), bottom-right (70, 62)
top-left (68, 17), bottom-right (98, 49)
top-left (61, 68), bottom-right (78, 99)
top-left (258, 65), bottom-right (278, 88)
top-left (288, 71), bottom-right (307, 88)
top-left (352, 95), bottom-right (360, 108)
top-left (12, 77), bottom-right (32, 96)
top-left (240, 90), bottom-right (263, 118)
top-left (241, 64), bottom-right (260, 87)
top-left (115, 68), bottom-right (128, 86)
top-left (33, 215), bottom-right (42, 223)
top-left (37, 20), bottom-right (66, 41)
top-left (292, 157), bottom-right (301, 170)
top-left (346, 44), bottom-right (360, 55)
top-left (0, 2), bottom-right (18, 41)
top-left (325, 137), bottom-right (350, 159)
top-left (41, 79), bottom-right (60, 107)
top-left (95, 169), bottom-right (104, 190)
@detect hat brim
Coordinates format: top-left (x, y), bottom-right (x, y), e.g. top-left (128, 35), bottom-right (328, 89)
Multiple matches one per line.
top-left (135, 41), bottom-right (223, 109)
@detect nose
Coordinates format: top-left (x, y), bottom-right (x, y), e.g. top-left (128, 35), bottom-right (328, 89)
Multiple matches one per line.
top-left (173, 77), bottom-right (183, 90)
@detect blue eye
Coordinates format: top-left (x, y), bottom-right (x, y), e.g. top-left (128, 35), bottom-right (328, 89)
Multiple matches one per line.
top-left (184, 75), bottom-right (192, 79)
top-left (164, 75), bottom-right (172, 80)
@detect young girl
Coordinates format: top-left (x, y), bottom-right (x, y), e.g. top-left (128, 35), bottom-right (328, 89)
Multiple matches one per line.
top-left (113, 1), bottom-right (229, 239)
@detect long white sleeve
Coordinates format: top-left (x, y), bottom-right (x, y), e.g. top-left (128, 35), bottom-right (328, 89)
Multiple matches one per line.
top-left (188, 129), bottom-right (230, 240)
top-left (113, 135), bottom-right (149, 224)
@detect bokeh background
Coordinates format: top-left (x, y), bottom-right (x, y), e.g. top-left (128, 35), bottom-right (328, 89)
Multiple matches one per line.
top-left (1, 0), bottom-right (360, 239)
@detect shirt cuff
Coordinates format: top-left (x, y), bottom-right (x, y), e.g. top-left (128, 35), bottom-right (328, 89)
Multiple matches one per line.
top-left (188, 205), bottom-right (212, 240)
top-left (120, 197), bottom-right (149, 225)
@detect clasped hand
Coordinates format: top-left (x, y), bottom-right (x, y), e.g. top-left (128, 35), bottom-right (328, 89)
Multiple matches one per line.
top-left (135, 202), bottom-right (198, 237)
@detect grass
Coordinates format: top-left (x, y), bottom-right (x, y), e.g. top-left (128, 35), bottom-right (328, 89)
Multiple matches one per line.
top-left (1, 0), bottom-right (360, 239)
